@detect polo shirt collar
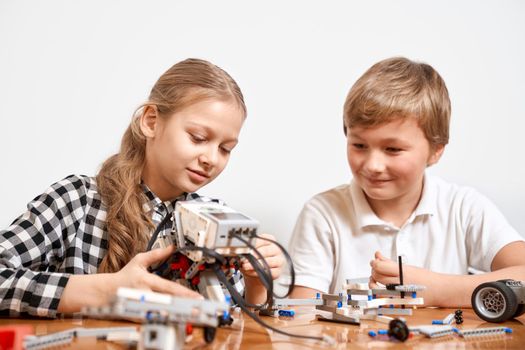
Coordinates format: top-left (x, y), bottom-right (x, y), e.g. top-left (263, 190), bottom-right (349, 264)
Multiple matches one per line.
top-left (350, 174), bottom-right (436, 229)
top-left (413, 175), bottom-right (437, 217)
top-left (350, 180), bottom-right (386, 228)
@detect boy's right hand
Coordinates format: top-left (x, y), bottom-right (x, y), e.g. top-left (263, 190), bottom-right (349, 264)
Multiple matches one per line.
top-left (113, 245), bottom-right (202, 299)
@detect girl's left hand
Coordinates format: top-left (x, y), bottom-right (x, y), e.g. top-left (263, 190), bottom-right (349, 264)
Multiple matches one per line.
top-left (241, 233), bottom-right (284, 280)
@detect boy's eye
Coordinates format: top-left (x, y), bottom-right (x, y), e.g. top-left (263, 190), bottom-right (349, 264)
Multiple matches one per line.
top-left (352, 143), bottom-right (366, 150)
top-left (386, 147), bottom-right (402, 153)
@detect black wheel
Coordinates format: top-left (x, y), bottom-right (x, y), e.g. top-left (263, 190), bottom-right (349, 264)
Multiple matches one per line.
top-left (513, 304), bottom-right (525, 318)
top-left (203, 326), bottom-right (217, 343)
top-left (472, 281), bottom-right (518, 323)
top-left (388, 319), bottom-right (409, 342)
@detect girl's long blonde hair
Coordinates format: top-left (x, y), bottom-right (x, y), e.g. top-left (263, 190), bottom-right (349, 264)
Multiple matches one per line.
top-left (97, 58), bottom-right (246, 273)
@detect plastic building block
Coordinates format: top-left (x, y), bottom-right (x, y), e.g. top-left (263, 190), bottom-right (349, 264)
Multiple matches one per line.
top-left (454, 309), bottom-right (463, 324)
top-left (410, 325), bottom-right (454, 338)
top-left (471, 279), bottom-right (525, 322)
top-left (388, 319), bottom-right (410, 342)
top-left (278, 309), bottom-right (295, 317)
top-left (0, 325), bottom-right (33, 350)
top-left (453, 326), bottom-right (512, 338)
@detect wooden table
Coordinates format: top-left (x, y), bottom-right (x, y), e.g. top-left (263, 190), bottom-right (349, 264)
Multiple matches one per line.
top-left (2, 307), bottom-right (524, 349)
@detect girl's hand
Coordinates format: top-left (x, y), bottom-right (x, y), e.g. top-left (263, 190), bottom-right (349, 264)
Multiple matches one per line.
top-left (114, 245), bottom-right (202, 299)
top-left (241, 233), bottom-right (284, 280)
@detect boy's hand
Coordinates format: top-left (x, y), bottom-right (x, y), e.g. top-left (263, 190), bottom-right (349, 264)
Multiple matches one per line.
top-left (369, 251), bottom-right (401, 287)
top-left (369, 251), bottom-right (438, 304)
top-left (241, 233), bottom-right (284, 280)
top-left (113, 245), bottom-right (202, 299)
top-left (241, 233), bottom-right (285, 304)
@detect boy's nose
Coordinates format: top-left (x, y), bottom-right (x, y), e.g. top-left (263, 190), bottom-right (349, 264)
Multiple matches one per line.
top-left (364, 151), bottom-right (386, 173)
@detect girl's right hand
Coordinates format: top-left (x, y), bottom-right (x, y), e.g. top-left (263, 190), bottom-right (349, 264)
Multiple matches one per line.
top-left (113, 245), bottom-right (203, 299)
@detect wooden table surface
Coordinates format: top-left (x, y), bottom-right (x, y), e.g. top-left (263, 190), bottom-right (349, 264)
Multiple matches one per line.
top-left (2, 307), bottom-right (524, 349)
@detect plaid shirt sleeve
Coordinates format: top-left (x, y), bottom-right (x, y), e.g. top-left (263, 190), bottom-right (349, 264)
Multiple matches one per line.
top-left (0, 176), bottom-right (89, 317)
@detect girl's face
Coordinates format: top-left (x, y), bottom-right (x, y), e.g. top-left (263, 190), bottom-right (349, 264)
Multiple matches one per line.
top-left (346, 118), bottom-right (443, 211)
top-left (141, 99), bottom-right (244, 201)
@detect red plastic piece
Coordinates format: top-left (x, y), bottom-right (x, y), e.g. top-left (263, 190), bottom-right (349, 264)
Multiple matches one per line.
top-left (0, 325), bottom-right (34, 350)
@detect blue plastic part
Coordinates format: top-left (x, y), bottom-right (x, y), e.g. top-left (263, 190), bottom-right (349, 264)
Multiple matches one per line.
top-left (337, 301), bottom-right (342, 308)
top-left (316, 292), bottom-right (320, 299)
top-left (278, 310), bottom-right (295, 317)
top-left (452, 328), bottom-right (459, 333)
top-left (432, 320), bottom-right (444, 325)
top-left (347, 293), bottom-right (352, 301)
top-left (368, 295), bottom-right (372, 301)
top-left (505, 328), bottom-right (513, 333)
top-left (378, 329), bottom-right (388, 335)
top-left (368, 331), bottom-right (377, 337)
top-left (412, 292), bottom-right (417, 298)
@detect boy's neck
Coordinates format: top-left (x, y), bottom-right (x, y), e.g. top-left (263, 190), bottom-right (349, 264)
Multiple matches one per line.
top-left (364, 180), bottom-right (424, 229)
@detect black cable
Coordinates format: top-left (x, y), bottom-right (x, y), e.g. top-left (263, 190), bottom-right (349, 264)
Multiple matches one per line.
top-left (252, 233), bottom-right (296, 299)
top-left (212, 263), bottom-right (326, 343)
top-left (146, 212), bottom-right (173, 251)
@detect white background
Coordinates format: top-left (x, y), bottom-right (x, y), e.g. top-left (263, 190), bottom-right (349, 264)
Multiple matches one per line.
top-left (1, 0), bottom-right (524, 249)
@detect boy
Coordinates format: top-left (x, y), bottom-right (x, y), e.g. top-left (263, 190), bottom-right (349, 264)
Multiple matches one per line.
top-left (288, 57), bottom-right (525, 307)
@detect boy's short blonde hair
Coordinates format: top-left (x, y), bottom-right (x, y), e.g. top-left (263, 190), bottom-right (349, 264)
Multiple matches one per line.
top-left (343, 57), bottom-right (451, 147)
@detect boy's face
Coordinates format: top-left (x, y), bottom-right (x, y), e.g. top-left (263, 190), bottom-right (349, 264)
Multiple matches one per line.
top-left (141, 99), bottom-right (244, 201)
top-left (346, 118), bottom-right (443, 210)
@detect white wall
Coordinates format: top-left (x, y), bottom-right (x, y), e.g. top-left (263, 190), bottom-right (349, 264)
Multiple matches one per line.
top-left (1, 0), bottom-right (524, 249)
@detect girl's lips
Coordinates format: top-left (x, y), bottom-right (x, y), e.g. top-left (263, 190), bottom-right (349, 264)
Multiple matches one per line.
top-left (187, 168), bottom-right (210, 183)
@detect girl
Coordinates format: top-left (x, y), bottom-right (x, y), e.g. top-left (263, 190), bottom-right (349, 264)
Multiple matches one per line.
top-left (0, 58), bottom-right (284, 317)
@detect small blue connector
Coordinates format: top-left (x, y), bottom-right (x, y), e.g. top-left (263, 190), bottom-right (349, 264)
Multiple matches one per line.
top-left (368, 330), bottom-right (377, 337)
top-left (278, 310), bottom-right (295, 317)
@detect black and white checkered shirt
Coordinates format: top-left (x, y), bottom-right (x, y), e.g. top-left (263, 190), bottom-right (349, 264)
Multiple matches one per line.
top-left (0, 175), bottom-right (244, 317)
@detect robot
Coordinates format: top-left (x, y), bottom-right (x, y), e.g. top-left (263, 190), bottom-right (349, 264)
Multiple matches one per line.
top-left (471, 279), bottom-right (525, 322)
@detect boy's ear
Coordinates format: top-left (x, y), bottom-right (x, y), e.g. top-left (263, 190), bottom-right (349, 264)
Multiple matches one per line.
top-left (428, 144), bottom-right (445, 167)
top-left (140, 105), bottom-right (159, 138)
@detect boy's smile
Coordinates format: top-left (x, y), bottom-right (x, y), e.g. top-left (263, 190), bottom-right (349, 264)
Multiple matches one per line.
top-left (347, 118), bottom-right (443, 223)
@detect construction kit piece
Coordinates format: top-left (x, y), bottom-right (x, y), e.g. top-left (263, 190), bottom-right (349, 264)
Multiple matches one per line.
top-left (411, 325), bottom-right (513, 340)
top-left (432, 313), bottom-right (454, 325)
top-left (471, 279), bottom-right (525, 322)
top-left (367, 319), bottom-right (410, 342)
top-left (453, 326), bottom-right (512, 338)
top-left (454, 309), bottom-right (463, 324)
top-left (260, 256), bottom-right (425, 326)
top-left (410, 325), bottom-right (455, 338)
top-left (23, 326), bottom-right (138, 350)
top-left (0, 325), bottom-right (33, 350)
top-left (149, 201), bottom-right (331, 344)
top-left (316, 256), bottom-right (425, 325)
top-left (83, 287), bottom-right (230, 348)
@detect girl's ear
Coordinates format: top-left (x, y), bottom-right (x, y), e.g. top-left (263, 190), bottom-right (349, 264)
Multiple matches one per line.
top-left (140, 105), bottom-right (159, 138)
top-left (428, 144), bottom-right (445, 167)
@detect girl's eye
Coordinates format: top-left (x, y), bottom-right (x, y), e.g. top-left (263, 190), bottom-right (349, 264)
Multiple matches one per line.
top-left (386, 147), bottom-right (402, 153)
top-left (220, 146), bottom-right (232, 154)
top-left (190, 134), bottom-right (206, 142)
top-left (352, 143), bottom-right (366, 150)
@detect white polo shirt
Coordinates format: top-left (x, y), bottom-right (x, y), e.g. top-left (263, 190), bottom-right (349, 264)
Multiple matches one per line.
top-left (289, 175), bottom-right (524, 294)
